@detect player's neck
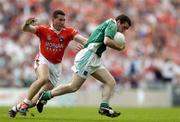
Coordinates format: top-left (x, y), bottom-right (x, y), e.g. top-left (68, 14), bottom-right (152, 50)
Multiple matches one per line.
top-left (51, 24), bottom-right (63, 34)
top-left (53, 26), bottom-right (62, 31)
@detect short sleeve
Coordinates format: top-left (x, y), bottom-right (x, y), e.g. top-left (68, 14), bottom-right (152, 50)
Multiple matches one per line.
top-left (69, 28), bottom-right (79, 40)
top-left (35, 26), bottom-right (43, 37)
top-left (105, 20), bottom-right (117, 39)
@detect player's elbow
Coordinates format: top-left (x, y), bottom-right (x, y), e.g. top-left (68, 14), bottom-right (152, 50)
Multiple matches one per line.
top-left (22, 25), bottom-right (28, 32)
top-left (118, 45), bottom-right (125, 51)
top-left (104, 39), bottom-right (111, 46)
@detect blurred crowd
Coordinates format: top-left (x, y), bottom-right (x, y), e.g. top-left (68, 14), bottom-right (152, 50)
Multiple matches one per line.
top-left (0, 0), bottom-right (179, 89)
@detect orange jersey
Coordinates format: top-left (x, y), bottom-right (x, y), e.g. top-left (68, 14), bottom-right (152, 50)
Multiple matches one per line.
top-left (35, 25), bottom-right (79, 64)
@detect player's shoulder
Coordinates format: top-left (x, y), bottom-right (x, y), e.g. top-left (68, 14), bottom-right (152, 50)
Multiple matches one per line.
top-left (106, 18), bottom-right (116, 24)
top-left (63, 26), bottom-right (77, 32)
top-left (64, 26), bottom-right (75, 30)
top-left (36, 25), bottom-right (50, 29)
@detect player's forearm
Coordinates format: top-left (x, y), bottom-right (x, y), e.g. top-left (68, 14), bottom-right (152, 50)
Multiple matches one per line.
top-left (104, 37), bottom-right (125, 51)
top-left (22, 23), bottom-right (31, 31)
top-left (74, 34), bottom-right (88, 45)
top-left (22, 18), bottom-right (37, 33)
top-left (22, 24), bottom-right (36, 33)
top-left (107, 42), bottom-right (124, 51)
top-left (80, 38), bottom-right (87, 45)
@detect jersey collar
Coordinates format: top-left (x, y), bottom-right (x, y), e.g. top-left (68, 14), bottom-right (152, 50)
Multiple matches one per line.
top-left (50, 24), bottom-right (64, 34)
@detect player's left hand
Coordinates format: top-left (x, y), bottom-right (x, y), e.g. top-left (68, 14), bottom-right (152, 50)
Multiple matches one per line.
top-left (75, 44), bottom-right (84, 52)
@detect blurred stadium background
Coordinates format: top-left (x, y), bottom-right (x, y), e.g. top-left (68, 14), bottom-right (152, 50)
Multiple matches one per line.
top-left (0, 0), bottom-right (180, 108)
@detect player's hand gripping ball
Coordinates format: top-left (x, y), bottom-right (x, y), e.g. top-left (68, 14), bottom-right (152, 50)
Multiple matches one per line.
top-left (113, 32), bottom-right (126, 48)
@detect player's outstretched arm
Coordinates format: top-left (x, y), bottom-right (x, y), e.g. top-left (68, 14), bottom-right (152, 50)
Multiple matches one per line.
top-left (104, 37), bottom-right (125, 51)
top-left (74, 34), bottom-right (88, 45)
top-left (22, 17), bottom-right (37, 33)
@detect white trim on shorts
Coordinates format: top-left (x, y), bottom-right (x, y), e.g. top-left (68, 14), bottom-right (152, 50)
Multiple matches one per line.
top-left (33, 53), bottom-right (62, 86)
top-left (72, 48), bottom-right (105, 79)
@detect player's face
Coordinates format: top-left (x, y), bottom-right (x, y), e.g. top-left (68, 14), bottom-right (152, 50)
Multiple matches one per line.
top-left (52, 14), bottom-right (65, 30)
top-left (117, 21), bottom-right (130, 33)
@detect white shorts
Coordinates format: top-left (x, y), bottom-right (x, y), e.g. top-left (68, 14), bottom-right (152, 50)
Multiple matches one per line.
top-left (72, 48), bottom-right (105, 79)
top-left (34, 53), bottom-right (62, 86)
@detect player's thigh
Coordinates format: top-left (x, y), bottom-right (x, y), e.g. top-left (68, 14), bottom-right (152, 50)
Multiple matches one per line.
top-left (70, 73), bottom-right (86, 89)
top-left (36, 64), bottom-right (49, 80)
top-left (91, 68), bottom-right (116, 85)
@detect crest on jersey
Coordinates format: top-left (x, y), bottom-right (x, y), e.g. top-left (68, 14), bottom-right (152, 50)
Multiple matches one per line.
top-left (83, 71), bottom-right (88, 76)
top-left (47, 35), bottom-right (51, 41)
top-left (59, 36), bottom-right (64, 42)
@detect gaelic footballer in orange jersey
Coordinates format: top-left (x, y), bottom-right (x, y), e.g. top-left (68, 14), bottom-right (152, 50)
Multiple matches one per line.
top-left (8, 10), bottom-right (87, 118)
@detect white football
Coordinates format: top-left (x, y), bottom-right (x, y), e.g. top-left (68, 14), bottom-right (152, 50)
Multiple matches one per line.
top-left (113, 32), bottom-right (126, 47)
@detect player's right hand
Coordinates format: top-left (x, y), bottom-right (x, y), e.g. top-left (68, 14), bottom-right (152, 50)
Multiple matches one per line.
top-left (25, 17), bottom-right (37, 25)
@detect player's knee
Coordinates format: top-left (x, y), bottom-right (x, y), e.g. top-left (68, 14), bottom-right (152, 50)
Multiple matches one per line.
top-left (38, 77), bottom-right (49, 84)
top-left (108, 80), bottom-right (116, 88)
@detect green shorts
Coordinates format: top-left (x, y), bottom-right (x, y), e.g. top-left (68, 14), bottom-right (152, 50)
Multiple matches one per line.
top-left (72, 48), bottom-right (105, 79)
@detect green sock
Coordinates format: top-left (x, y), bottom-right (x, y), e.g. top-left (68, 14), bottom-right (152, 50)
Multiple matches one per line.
top-left (43, 91), bottom-right (52, 100)
top-left (100, 101), bottom-right (109, 108)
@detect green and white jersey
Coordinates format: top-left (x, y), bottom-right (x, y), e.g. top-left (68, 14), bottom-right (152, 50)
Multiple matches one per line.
top-left (84, 19), bottom-right (117, 57)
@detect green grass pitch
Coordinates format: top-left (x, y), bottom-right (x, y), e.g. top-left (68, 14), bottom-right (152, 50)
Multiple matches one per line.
top-left (0, 106), bottom-right (180, 122)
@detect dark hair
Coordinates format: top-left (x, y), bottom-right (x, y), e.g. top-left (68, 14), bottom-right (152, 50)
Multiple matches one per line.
top-left (52, 10), bottom-right (65, 18)
top-left (115, 14), bottom-right (131, 27)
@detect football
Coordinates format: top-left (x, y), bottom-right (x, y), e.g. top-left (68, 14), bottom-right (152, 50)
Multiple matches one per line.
top-left (113, 32), bottom-right (126, 48)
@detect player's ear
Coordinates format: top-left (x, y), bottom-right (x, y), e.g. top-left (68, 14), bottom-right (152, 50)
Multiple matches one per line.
top-left (117, 21), bottom-right (121, 28)
top-left (117, 20), bottom-right (121, 24)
